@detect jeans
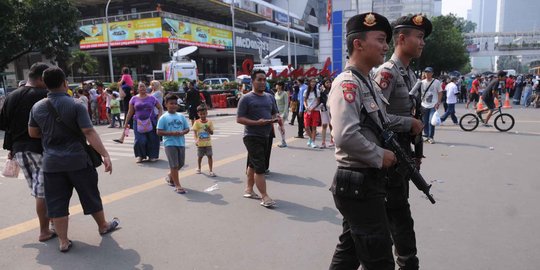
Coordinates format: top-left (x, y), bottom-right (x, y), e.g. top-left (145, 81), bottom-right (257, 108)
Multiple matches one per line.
top-left (440, 103), bottom-right (458, 124)
top-left (133, 120), bottom-right (160, 159)
top-left (521, 87), bottom-right (532, 106)
top-left (110, 113), bottom-right (122, 127)
top-left (422, 107), bottom-right (436, 139)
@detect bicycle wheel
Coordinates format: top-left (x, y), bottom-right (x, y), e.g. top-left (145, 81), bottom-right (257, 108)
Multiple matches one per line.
top-left (459, 113), bottom-right (479, 131)
top-left (494, 113), bottom-right (514, 132)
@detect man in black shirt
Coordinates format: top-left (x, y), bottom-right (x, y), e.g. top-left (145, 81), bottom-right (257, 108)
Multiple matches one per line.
top-left (0, 62), bottom-right (55, 242)
top-left (477, 71), bottom-right (507, 127)
top-left (185, 80), bottom-right (201, 125)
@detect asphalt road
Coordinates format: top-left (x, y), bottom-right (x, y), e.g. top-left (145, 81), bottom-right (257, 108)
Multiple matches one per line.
top-left (0, 104), bottom-right (539, 270)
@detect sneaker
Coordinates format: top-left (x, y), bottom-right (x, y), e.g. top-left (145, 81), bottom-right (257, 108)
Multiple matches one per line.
top-left (428, 138), bottom-right (435, 144)
top-left (195, 169), bottom-right (201, 174)
top-left (307, 139), bottom-right (312, 146)
top-left (310, 142), bottom-right (319, 148)
top-left (320, 143), bottom-right (326, 149)
top-left (483, 123), bottom-right (493, 127)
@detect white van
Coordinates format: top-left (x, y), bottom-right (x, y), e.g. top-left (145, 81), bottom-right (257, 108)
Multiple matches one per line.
top-left (203, 78), bottom-right (229, 85)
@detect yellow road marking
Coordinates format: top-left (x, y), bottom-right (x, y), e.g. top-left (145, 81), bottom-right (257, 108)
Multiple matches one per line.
top-left (0, 137), bottom-right (297, 241)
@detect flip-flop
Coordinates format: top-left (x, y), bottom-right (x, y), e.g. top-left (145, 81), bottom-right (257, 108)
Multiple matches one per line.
top-left (100, 217), bottom-right (120, 235)
top-left (113, 139), bottom-right (123, 144)
top-left (59, 240), bottom-right (73, 253)
top-left (175, 188), bottom-right (187, 194)
top-left (260, 200), bottom-right (276, 208)
top-left (243, 192), bottom-right (261, 200)
top-left (165, 176), bottom-right (174, 187)
top-left (39, 232), bottom-right (57, 242)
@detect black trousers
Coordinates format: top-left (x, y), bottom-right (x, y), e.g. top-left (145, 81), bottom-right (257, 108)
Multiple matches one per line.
top-left (329, 168), bottom-right (394, 270)
top-left (386, 134), bottom-right (419, 270)
top-left (297, 110), bottom-right (304, 137)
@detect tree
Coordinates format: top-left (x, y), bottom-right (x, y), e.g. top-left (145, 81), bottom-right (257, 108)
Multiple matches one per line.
top-left (385, 14), bottom-right (472, 75)
top-left (68, 51), bottom-right (98, 81)
top-left (0, 0), bottom-right (82, 70)
top-left (497, 55), bottom-right (527, 73)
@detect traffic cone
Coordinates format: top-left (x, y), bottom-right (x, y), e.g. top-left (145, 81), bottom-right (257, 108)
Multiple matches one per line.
top-left (494, 97), bottom-right (500, 108)
top-left (477, 96), bottom-right (485, 110)
top-left (503, 92), bottom-right (512, 109)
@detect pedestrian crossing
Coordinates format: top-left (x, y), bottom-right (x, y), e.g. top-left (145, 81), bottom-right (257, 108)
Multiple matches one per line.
top-left (101, 120), bottom-right (244, 161)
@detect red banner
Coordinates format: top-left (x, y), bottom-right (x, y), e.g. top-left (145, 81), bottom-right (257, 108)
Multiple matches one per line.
top-left (326, 0), bottom-right (332, 31)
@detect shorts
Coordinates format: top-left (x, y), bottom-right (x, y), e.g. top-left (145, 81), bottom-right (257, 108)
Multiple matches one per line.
top-left (197, 146), bottom-right (213, 158)
top-left (320, 110), bottom-right (330, 125)
top-left (304, 110), bottom-right (321, 127)
top-left (165, 146), bottom-right (185, 169)
top-left (43, 166), bottom-right (103, 218)
top-left (188, 107), bottom-right (199, 120)
top-left (483, 98), bottom-right (495, 110)
top-left (469, 92), bottom-right (479, 102)
top-left (14, 151), bottom-right (44, 198)
top-left (107, 107), bottom-right (111, 114)
top-left (243, 136), bottom-right (268, 174)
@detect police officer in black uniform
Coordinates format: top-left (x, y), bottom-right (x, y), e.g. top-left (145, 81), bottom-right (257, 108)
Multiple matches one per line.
top-left (374, 14), bottom-right (432, 270)
top-left (328, 13), bottom-right (423, 270)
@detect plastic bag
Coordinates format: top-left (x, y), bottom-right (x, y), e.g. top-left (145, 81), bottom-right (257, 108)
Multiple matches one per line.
top-left (2, 159), bottom-right (20, 178)
top-left (431, 110), bottom-right (441, 126)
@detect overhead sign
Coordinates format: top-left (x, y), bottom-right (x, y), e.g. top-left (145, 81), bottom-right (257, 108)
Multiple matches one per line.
top-left (274, 11), bottom-right (289, 25)
top-left (257, 6), bottom-right (273, 20)
top-left (162, 18), bottom-right (233, 50)
top-left (235, 33), bottom-right (269, 54)
top-left (79, 18), bottom-right (163, 49)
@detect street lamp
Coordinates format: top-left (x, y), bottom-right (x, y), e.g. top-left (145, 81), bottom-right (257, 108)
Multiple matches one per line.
top-left (105, 0), bottom-right (114, 83)
top-left (287, 0), bottom-right (291, 65)
top-left (231, 0), bottom-right (237, 78)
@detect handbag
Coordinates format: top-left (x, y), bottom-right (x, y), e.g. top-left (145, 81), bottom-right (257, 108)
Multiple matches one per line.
top-left (136, 118), bottom-right (153, 133)
top-left (46, 100), bottom-right (103, 167)
top-left (2, 158), bottom-right (20, 178)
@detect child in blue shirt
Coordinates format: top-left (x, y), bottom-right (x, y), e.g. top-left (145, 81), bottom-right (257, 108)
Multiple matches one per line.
top-left (157, 94), bottom-right (190, 194)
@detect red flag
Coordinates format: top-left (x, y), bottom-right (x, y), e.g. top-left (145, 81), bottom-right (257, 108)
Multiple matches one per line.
top-left (326, 0), bottom-right (332, 31)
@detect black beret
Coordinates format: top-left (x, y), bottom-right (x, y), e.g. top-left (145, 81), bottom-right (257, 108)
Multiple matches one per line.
top-left (346, 12), bottom-right (392, 44)
top-left (392, 14), bottom-right (432, 38)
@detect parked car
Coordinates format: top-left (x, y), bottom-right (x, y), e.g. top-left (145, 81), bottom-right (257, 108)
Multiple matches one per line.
top-left (203, 78), bottom-right (229, 85)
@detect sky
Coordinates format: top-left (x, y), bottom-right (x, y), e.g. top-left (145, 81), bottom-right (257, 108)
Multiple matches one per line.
top-left (442, 0), bottom-right (471, 19)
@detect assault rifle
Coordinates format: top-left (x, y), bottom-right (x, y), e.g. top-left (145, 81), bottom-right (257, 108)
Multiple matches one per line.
top-left (409, 80), bottom-right (424, 163)
top-left (382, 128), bottom-right (436, 204)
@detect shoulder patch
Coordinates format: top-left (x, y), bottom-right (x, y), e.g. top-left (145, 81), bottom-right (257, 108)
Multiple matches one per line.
top-left (340, 80), bottom-right (358, 103)
top-left (378, 71), bottom-right (393, 90)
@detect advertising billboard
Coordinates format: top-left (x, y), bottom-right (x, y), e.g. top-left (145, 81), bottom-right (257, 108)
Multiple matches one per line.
top-left (79, 18), bottom-right (163, 49)
top-left (274, 11), bottom-right (289, 25)
top-left (162, 18), bottom-right (232, 50)
top-left (257, 6), bottom-right (273, 20)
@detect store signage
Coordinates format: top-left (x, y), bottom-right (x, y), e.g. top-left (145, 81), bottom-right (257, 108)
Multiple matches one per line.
top-left (235, 33), bottom-right (269, 53)
top-left (79, 18), bottom-right (163, 49)
top-left (238, 57), bottom-right (337, 78)
top-left (257, 6), bottom-right (273, 20)
top-left (274, 11), bottom-right (289, 25)
top-left (163, 18), bottom-right (232, 50)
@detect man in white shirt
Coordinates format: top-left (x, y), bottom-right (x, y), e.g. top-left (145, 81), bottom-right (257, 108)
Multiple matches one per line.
top-left (440, 76), bottom-right (459, 125)
top-left (419, 67), bottom-right (442, 143)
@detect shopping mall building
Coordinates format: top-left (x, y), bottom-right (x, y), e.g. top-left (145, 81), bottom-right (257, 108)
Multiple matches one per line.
top-left (3, 0), bottom-right (328, 87)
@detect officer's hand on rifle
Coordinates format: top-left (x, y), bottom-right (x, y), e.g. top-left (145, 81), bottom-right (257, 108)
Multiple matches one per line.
top-left (410, 119), bottom-right (423, 135)
top-left (382, 149), bottom-right (397, 168)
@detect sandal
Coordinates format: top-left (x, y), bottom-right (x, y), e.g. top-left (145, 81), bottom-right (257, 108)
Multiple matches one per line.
top-left (243, 191), bottom-right (261, 200)
top-left (39, 232), bottom-right (57, 242)
top-left (165, 176), bottom-right (174, 187)
top-left (260, 198), bottom-right (276, 208)
top-left (175, 187), bottom-right (187, 194)
top-left (59, 240), bottom-right (73, 253)
top-left (100, 217), bottom-right (120, 235)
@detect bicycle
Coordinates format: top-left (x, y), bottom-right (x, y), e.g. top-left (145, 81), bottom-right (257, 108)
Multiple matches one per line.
top-left (459, 105), bottom-right (515, 132)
